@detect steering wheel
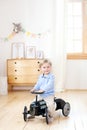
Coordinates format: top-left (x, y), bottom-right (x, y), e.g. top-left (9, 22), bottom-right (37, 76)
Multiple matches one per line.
top-left (31, 91), bottom-right (44, 94)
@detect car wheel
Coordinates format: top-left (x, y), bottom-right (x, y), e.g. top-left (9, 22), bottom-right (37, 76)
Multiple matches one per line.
top-left (45, 108), bottom-right (49, 124)
top-left (23, 106), bottom-right (28, 121)
top-left (62, 102), bottom-right (70, 117)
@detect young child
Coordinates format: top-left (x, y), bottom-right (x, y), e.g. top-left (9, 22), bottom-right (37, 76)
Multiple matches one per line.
top-left (30, 59), bottom-right (55, 123)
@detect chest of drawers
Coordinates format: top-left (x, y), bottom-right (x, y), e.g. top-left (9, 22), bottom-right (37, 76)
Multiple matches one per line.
top-left (7, 59), bottom-right (43, 89)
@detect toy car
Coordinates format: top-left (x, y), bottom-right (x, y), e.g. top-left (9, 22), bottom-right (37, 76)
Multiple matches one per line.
top-left (23, 91), bottom-right (70, 124)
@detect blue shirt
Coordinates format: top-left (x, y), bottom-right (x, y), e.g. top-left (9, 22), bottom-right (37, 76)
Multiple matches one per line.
top-left (34, 73), bottom-right (55, 98)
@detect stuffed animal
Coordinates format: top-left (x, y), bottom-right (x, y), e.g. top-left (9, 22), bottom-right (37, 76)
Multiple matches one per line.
top-left (13, 23), bottom-right (22, 33)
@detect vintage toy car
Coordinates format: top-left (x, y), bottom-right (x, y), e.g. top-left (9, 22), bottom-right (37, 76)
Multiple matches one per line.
top-left (23, 91), bottom-right (70, 124)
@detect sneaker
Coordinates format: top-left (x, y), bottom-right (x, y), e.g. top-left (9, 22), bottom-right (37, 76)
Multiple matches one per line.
top-left (48, 117), bottom-right (54, 123)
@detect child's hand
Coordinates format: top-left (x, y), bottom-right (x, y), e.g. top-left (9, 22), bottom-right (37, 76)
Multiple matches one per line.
top-left (36, 89), bottom-right (44, 93)
top-left (30, 88), bottom-right (35, 93)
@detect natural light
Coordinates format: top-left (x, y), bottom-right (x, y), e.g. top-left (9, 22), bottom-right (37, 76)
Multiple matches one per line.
top-left (65, 1), bottom-right (82, 53)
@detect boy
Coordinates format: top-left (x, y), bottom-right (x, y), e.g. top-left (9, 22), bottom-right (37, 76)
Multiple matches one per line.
top-left (30, 59), bottom-right (55, 123)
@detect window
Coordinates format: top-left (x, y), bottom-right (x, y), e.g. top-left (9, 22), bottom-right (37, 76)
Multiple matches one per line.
top-left (65, 0), bottom-right (83, 53)
top-left (65, 0), bottom-right (87, 59)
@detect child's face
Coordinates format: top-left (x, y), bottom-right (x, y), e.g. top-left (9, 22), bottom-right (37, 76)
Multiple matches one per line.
top-left (41, 63), bottom-right (51, 75)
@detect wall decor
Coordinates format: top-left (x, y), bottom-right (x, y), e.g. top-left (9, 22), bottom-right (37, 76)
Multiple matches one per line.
top-left (11, 42), bottom-right (24, 59)
top-left (26, 46), bottom-right (36, 59)
top-left (36, 50), bottom-right (44, 59)
top-left (0, 22), bottom-right (50, 42)
top-left (13, 23), bottom-right (22, 33)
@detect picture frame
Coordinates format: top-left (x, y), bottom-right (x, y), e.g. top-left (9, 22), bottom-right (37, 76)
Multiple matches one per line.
top-left (26, 46), bottom-right (36, 59)
top-left (36, 50), bottom-right (44, 59)
top-left (11, 42), bottom-right (24, 59)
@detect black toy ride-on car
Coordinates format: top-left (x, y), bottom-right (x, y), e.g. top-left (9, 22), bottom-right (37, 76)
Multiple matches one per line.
top-left (23, 91), bottom-right (70, 124)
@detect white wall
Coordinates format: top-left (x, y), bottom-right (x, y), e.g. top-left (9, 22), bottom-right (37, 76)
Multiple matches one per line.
top-left (0, 0), bottom-right (87, 90)
top-left (65, 60), bottom-right (87, 89)
top-left (0, 0), bottom-right (54, 76)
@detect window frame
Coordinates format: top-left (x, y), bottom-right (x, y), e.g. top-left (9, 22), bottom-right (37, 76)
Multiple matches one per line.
top-left (66, 0), bottom-right (87, 59)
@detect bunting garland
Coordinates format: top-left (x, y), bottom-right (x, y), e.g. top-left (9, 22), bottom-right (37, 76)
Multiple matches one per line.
top-left (0, 28), bottom-right (50, 42)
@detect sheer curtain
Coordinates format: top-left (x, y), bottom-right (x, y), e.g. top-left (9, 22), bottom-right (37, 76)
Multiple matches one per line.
top-left (52, 0), bottom-right (67, 92)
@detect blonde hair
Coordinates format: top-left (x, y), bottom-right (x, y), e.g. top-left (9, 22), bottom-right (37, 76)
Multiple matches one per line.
top-left (39, 59), bottom-right (52, 68)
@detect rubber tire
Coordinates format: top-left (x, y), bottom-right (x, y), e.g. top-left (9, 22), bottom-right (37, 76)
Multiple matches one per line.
top-left (62, 102), bottom-right (70, 117)
top-left (45, 108), bottom-right (49, 124)
top-left (23, 106), bottom-right (28, 121)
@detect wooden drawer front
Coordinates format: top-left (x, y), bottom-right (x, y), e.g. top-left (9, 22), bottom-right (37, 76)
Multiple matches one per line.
top-left (8, 75), bottom-right (38, 84)
top-left (7, 60), bottom-right (42, 67)
top-left (7, 67), bottom-right (41, 75)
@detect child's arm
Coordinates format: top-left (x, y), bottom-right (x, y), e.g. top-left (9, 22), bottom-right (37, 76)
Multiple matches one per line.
top-left (30, 75), bottom-right (42, 92)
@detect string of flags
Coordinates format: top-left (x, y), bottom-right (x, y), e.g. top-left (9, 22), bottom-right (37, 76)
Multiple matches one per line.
top-left (0, 23), bottom-right (50, 42)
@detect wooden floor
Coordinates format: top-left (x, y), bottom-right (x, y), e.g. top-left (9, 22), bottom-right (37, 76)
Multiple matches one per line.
top-left (0, 90), bottom-right (87, 130)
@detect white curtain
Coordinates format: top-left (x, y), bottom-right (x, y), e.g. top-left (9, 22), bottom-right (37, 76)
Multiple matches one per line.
top-left (52, 0), bottom-right (67, 92)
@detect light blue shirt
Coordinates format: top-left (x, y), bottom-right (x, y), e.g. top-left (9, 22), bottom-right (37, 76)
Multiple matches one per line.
top-left (34, 73), bottom-right (55, 98)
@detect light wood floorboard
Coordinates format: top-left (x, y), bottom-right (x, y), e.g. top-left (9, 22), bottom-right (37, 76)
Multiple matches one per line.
top-left (0, 90), bottom-right (87, 130)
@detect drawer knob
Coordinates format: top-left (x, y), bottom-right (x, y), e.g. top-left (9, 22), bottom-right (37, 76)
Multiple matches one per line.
top-left (15, 77), bottom-right (17, 80)
top-left (38, 69), bottom-right (40, 71)
top-left (14, 62), bottom-right (17, 64)
top-left (15, 70), bottom-right (17, 72)
top-left (37, 61), bottom-right (40, 64)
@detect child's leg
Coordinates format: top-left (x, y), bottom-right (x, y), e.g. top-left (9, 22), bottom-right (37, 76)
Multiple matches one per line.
top-left (44, 96), bottom-right (55, 118)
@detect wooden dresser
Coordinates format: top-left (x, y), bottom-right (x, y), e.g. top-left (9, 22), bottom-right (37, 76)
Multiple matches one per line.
top-left (7, 59), bottom-right (43, 89)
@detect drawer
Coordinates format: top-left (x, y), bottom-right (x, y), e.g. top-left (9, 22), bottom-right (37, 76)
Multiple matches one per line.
top-left (7, 60), bottom-right (42, 67)
top-left (8, 75), bottom-right (38, 84)
top-left (7, 67), bottom-right (41, 75)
